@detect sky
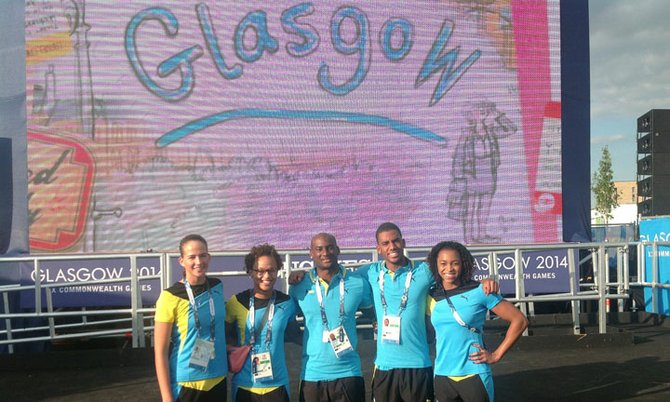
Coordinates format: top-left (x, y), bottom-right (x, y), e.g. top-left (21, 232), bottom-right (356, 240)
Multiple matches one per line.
top-left (589, 0), bottom-right (670, 182)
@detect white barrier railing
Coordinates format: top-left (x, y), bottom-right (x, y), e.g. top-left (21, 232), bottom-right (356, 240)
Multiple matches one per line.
top-left (0, 241), bottom-right (666, 353)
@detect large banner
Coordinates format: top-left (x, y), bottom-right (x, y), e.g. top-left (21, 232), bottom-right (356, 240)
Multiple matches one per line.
top-left (409, 247), bottom-right (571, 295)
top-left (20, 256), bottom-right (162, 307)
top-left (19, 252), bottom-right (375, 308)
top-left (20, 247), bottom-right (571, 307)
top-left (25, 1), bottom-right (563, 252)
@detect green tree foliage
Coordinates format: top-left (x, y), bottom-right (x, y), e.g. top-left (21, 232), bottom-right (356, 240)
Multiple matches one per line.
top-left (592, 146), bottom-right (619, 224)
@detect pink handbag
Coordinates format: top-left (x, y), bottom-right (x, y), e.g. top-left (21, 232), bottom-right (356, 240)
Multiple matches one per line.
top-left (226, 344), bottom-right (251, 373)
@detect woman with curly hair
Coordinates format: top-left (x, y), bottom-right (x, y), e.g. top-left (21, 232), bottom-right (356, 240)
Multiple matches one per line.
top-left (225, 244), bottom-right (301, 402)
top-left (427, 241), bottom-right (528, 402)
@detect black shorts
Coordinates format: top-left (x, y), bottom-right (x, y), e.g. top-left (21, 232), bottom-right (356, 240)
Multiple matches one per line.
top-left (177, 378), bottom-right (227, 402)
top-left (434, 374), bottom-right (490, 402)
top-left (371, 367), bottom-right (434, 402)
top-left (235, 386), bottom-right (290, 402)
top-left (299, 376), bottom-right (366, 402)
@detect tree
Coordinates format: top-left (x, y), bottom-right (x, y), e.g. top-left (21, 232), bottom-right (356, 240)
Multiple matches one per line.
top-left (592, 146), bottom-right (619, 225)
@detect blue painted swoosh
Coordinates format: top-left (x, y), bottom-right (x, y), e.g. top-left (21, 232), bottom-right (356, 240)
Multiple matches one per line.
top-left (155, 109), bottom-right (446, 148)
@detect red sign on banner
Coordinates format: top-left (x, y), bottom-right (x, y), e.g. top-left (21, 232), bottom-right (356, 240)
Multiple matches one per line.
top-left (28, 131), bottom-right (94, 251)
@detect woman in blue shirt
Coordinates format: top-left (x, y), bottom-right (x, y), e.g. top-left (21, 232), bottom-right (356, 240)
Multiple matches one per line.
top-left (225, 244), bottom-right (300, 402)
top-left (427, 241), bottom-right (528, 402)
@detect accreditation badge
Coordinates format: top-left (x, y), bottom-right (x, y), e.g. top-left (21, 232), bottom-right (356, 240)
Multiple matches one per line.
top-left (328, 326), bottom-right (354, 358)
top-left (381, 315), bottom-right (401, 344)
top-left (189, 338), bottom-right (215, 369)
top-left (251, 352), bottom-right (273, 382)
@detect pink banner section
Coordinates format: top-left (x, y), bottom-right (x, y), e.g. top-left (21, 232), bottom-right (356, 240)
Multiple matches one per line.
top-left (512, 0), bottom-right (560, 242)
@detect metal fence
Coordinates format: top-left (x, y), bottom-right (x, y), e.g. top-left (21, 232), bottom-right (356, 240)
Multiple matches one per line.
top-left (1, 241), bottom-right (667, 354)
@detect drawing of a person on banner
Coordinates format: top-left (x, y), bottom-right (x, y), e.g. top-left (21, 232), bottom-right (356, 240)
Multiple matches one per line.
top-left (448, 101), bottom-right (517, 244)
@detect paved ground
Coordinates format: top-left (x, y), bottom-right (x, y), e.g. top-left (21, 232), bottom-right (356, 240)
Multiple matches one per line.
top-left (1, 313), bottom-right (669, 402)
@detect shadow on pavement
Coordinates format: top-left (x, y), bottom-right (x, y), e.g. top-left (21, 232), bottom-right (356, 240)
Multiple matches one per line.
top-left (2, 314), bottom-right (670, 402)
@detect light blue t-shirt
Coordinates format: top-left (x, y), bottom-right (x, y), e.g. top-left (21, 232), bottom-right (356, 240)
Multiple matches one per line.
top-left (358, 260), bottom-right (434, 370)
top-left (154, 278), bottom-right (228, 397)
top-left (429, 283), bottom-right (503, 376)
top-left (225, 290), bottom-right (297, 398)
top-left (289, 266), bottom-right (373, 381)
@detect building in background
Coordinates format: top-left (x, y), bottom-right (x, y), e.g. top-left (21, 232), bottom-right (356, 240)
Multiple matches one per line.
top-left (591, 180), bottom-right (638, 225)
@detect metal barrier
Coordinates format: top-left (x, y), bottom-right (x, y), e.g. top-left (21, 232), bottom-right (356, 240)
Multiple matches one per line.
top-left (1, 241), bottom-right (666, 353)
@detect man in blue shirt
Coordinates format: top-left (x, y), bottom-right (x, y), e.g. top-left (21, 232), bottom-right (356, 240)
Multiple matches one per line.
top-left (289, 233), bottom-right (374, 402)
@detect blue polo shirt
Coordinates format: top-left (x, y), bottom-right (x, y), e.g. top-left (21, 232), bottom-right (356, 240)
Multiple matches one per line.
top-left (358, 260), bottom-right (434, 370)
top-left (428, 283), bottom-right (502, 376)
top-left (154, 277), bottom-right (228, 396)
top-left (289, 266), bottom-right (373, 381)
top-left (225, 290), bottom-right (297, 398)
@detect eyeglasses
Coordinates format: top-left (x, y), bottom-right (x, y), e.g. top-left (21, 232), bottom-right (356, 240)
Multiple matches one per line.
top-left (251, 268), bottom-right (278, 277)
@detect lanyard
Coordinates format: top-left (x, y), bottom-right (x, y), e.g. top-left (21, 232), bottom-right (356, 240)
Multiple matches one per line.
top-left (378, 260), bottom-right (413, 317)
top-left (248, 291), bottom-right (276, 350)
top-left (442, 288), bottom-right (480, 334)
top-left (184, 278), bottom-right (216, 341)
top-left (312, 268), bottom-right (346, 338)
